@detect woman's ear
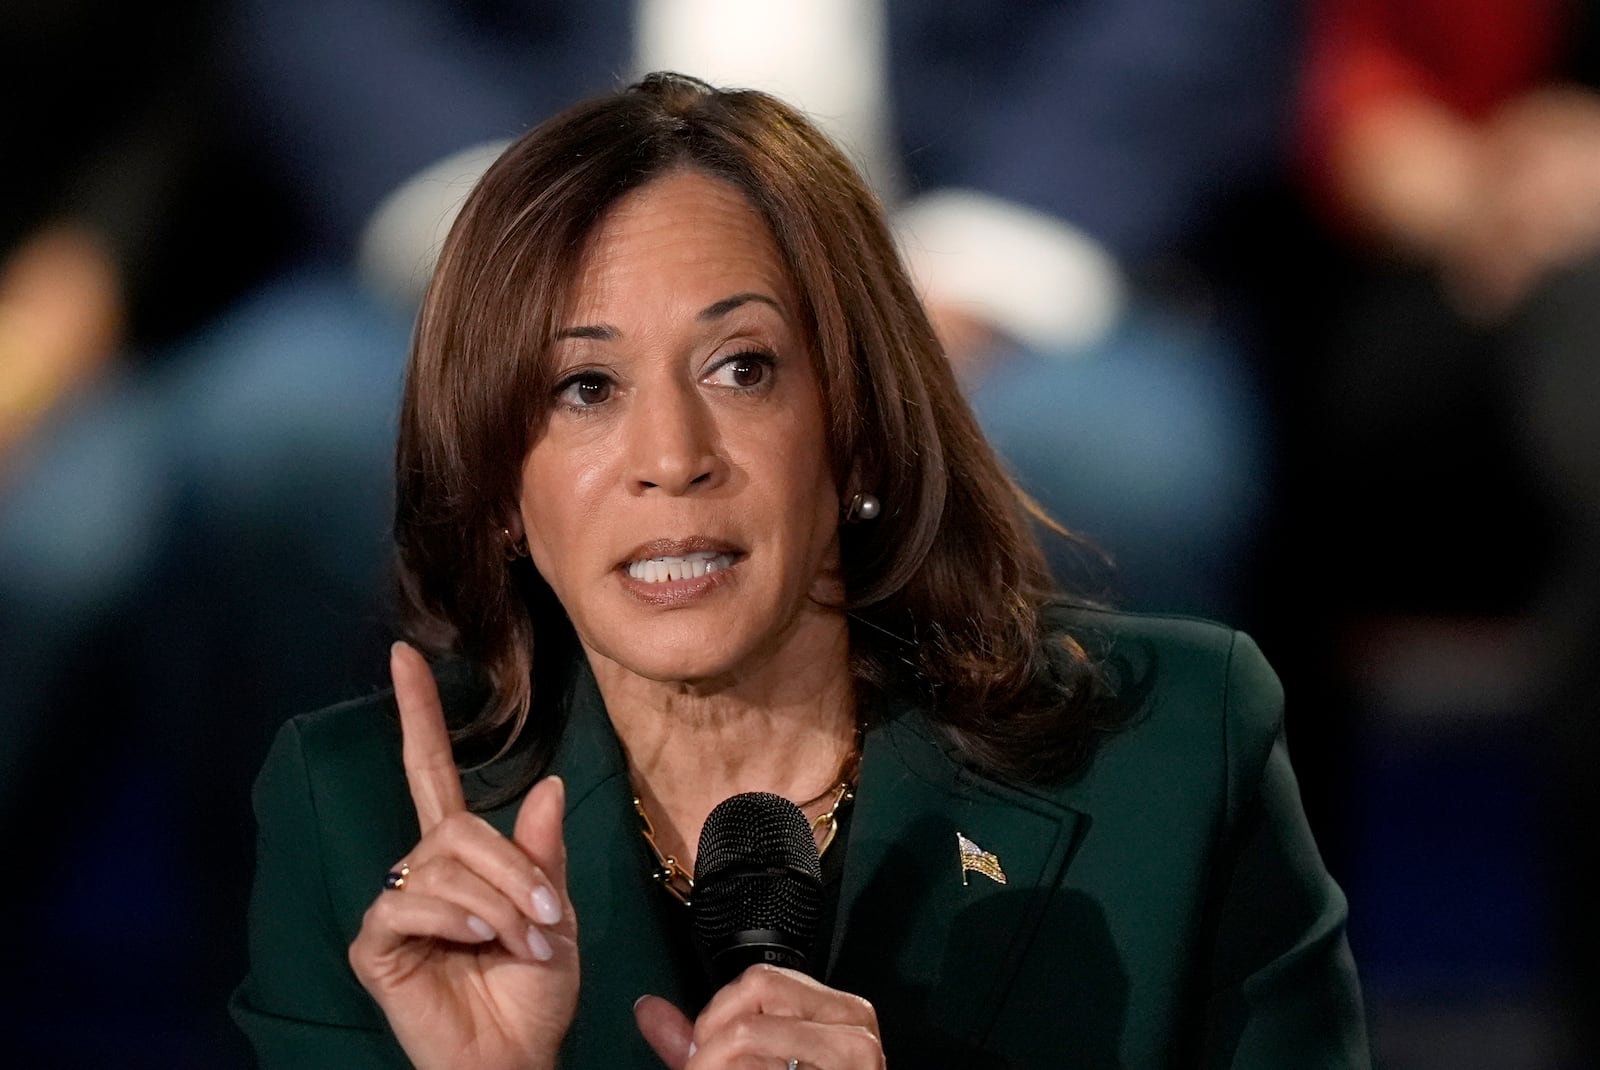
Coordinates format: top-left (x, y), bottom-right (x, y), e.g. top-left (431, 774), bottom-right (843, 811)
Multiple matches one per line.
top-left (500, 517), bottom-right (529, 561)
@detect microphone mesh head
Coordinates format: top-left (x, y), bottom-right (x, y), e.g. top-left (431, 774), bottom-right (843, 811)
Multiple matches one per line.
top-left (692, 792), bottom-right (823, 965)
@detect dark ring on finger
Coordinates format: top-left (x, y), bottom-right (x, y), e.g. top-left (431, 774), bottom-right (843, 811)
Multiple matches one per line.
top-left (383, 862), bottom-right (411, 891)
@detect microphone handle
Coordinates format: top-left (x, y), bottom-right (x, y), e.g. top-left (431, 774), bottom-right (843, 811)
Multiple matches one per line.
top-left (708, 929), bottom-right (814, 987)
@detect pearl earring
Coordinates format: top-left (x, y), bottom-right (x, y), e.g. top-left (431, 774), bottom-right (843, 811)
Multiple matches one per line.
top-left (845, 493), bottom-right (881, 522)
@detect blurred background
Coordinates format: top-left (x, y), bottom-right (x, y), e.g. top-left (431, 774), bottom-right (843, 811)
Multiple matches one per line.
top-left (3, 0), bottom-right (1597, 1065)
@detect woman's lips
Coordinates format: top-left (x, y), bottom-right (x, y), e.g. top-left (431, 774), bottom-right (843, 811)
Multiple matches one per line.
top-left (617, 539), bottom-right (745, 605)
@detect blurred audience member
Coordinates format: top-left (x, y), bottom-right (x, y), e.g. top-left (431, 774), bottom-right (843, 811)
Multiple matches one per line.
top-left (0, 0), bottom-right (292, 841)
top-left (2, 5), bottom-right (212, 458)
top-left (1304, 0), bottom-right (1600, 316)
top-left (1299, 0), bottom-right (1600, 1052)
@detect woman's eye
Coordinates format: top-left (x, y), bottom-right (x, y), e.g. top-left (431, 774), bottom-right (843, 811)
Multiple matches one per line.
top-left (554, 373), bottom-right (613, 408)
top-left (706, 352), bottom-right (774, 390)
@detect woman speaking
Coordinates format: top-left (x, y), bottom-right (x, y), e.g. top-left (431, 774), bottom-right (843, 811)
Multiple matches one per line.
top-left (232, 74), bottom-right (1369, 1067)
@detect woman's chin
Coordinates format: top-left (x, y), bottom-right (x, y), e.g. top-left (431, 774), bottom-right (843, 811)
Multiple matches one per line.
top-left (597, 645), bottom-right (753, 690)
top-left (580, 612), bottom-right (790, 691)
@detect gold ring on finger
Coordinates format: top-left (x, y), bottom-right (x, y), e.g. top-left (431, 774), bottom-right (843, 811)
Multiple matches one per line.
top-left (382, 862), bottom-right (411, 892)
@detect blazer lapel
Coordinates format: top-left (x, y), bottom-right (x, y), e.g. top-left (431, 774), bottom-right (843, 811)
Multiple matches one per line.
top-left (827, 695), bottom-right (1087, 1060)
top-left (476, 667), bottom-right (709, 1067)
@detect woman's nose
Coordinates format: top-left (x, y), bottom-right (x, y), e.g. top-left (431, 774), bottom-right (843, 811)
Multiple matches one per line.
top-left (627, 381), bottom-right (725, 495)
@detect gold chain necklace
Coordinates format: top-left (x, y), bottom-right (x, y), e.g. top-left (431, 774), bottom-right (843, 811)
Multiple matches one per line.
top-left (632, 745), bottom-right (861, 906)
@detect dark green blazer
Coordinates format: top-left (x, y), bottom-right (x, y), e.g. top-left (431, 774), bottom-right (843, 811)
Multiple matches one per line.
top-left (232, 608), bottom-right (1370, 1067)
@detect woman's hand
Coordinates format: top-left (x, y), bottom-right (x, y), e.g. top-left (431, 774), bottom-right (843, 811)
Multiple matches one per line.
top-left (348, 642), bottom-right (579, 1070)
top-left (634, 965), bottom-right (884, 1069)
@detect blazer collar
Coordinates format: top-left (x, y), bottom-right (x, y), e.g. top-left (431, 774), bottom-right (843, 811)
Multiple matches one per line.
top-left (827, 689), bottom-right (1087, 1055)
top-left (478, 667), bottom-right (709, 1062)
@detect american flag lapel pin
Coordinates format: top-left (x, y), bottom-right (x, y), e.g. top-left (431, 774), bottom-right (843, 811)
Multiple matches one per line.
top-left (957, 831), bottom-right (1007, 886)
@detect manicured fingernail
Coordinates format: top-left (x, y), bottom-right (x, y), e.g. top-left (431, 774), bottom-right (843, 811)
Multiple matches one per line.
top-left (688, 1042), bottom-right (697, 1057)
top-left (532, 885), bottom-right (562, 925)
top-left (466, 915), bottom-right (495, 942)
top-left (526, 925), bottom-right (553, 961)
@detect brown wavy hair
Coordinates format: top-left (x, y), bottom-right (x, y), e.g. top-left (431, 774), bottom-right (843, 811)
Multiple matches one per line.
top-left (395, 72), bottom-right (1109, 790)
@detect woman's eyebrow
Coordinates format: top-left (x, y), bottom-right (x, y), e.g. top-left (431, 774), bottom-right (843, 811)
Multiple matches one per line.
top-left (554, 323), bottom-right (618, 341)
top-left (698, 291), bottom-right (783, 321)
top-left (555, 292), bottom-right (785, 340)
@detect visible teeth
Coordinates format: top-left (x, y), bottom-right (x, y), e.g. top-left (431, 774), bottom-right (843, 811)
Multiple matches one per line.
top-left (626, 551), bottom-right (736, 582)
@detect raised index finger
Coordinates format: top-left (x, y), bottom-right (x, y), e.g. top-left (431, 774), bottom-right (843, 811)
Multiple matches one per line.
top-left (391, 641), bottom-right (466, 831)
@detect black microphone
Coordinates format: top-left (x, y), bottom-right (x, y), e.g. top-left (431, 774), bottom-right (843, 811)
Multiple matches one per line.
top-left (690, 791), bottom-right (823, 987)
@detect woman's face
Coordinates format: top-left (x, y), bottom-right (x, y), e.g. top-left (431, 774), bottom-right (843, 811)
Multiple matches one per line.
top-left (515, 169), bottom-right (842, 687)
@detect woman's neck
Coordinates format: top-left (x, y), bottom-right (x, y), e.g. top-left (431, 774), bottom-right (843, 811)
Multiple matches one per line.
top-left (584, 611), bottom-right (856, 873)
